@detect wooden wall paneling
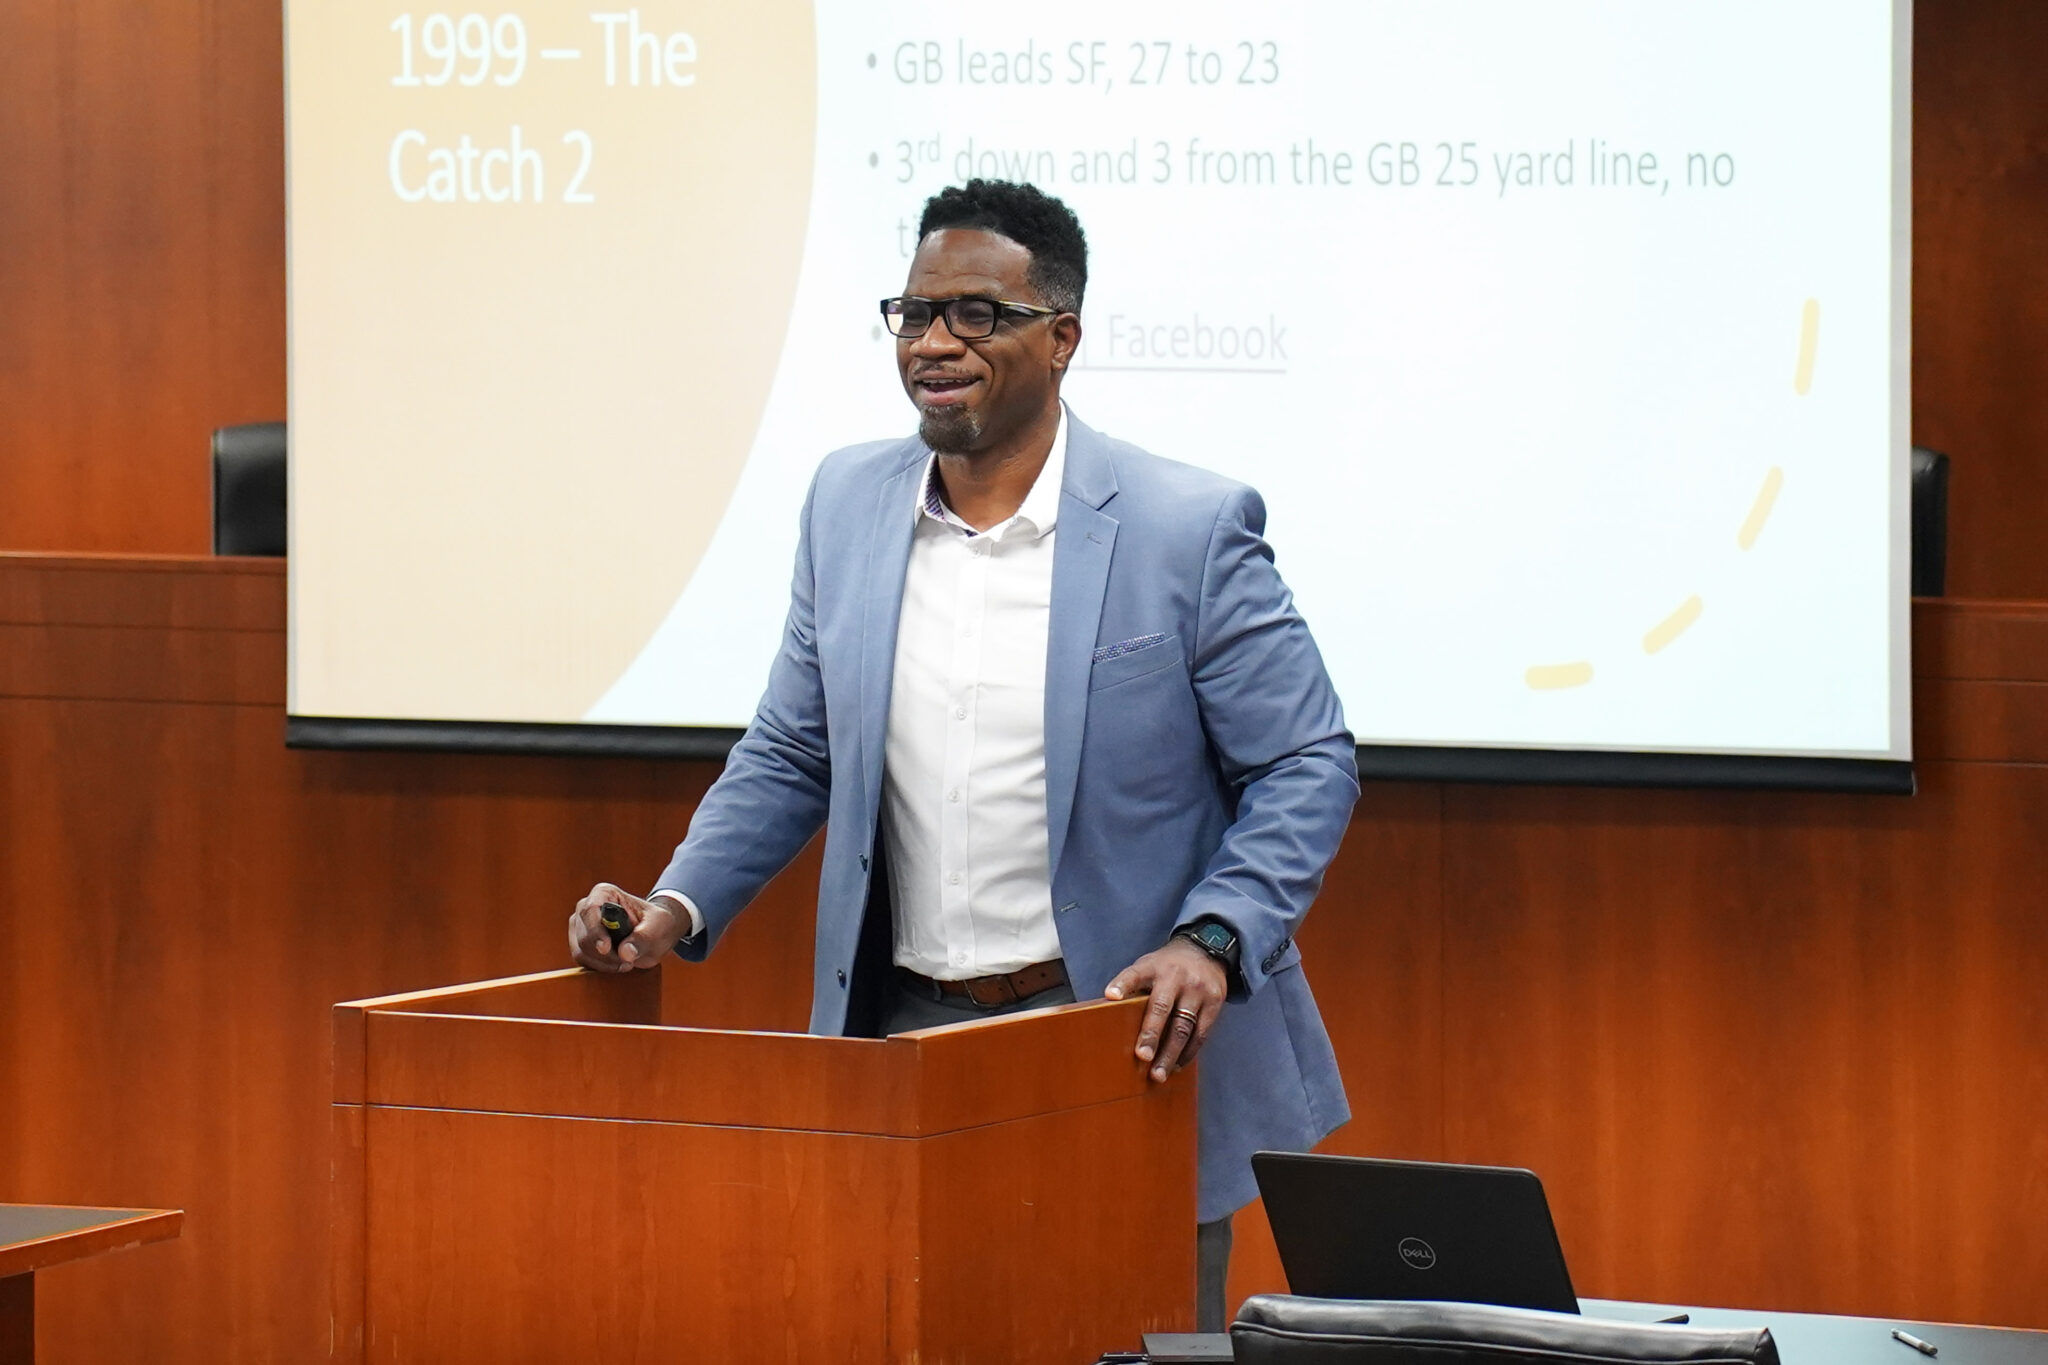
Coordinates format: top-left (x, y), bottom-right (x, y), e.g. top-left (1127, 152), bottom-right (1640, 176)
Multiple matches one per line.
top-left (1911, 1), bottom-right (2048, 599)
top-left (0, 2), bottom-right (286, 555)
top-left (1890, 764), bottom-right (2048, 1331)
top-left (1, 695), bottom-right (309, 1362)
top-left (0, 619), bottom-right (282, 705)
top-left (1438, 759), bottom-right (2048, 1330)
top-left (0, 556), bottom-right (286, 632)
top-left (1914, 598), bottom-right (2048, 681)
top-left (1911, 597), bottom-right (2048, 762)
top-left (656, 845), bottom-right (820, 1036)
top-left (0, 556), bottom-right (284, 704)
top-left (1914, 678), bottom-right (2048, 762)
top-left (1439, 782), bottom-right (1921, 1315)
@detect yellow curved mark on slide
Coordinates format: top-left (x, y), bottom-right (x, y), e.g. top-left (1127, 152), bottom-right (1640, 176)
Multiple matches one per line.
top-left (1739, 467), bottom-right (1784, 550)
top-left (1794, 298), bottom-right (1820, 395)
top-left (1529, 296), bottom-right (1812, 694)
top-left (1643, 595), bottom-right (1703, 654)
top-left (1525, 662), bottom-right (1594, 690)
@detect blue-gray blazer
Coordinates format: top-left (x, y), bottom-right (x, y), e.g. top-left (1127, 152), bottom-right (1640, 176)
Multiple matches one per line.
top-left (657, 410), bottom-right (1357, 1220)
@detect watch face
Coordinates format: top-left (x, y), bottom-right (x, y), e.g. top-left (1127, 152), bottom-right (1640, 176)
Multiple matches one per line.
top-left (1194, 922), bottom-right (1235, 953)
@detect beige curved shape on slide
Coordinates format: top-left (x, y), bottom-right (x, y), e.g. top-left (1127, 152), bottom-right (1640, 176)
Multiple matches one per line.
top-left (1525, 662), bottom-right (1594, 690)
top-left (289, 1), bottom-right (817, 721)
top-left (1793, 297), bottom-right (1820, 395)
top-left (1525, 296), bottom-right (1815, 697)
top-left (1642, 595), bottom-right (1702, 654)
top-left (1738, 467), bottom-right (1784, 550)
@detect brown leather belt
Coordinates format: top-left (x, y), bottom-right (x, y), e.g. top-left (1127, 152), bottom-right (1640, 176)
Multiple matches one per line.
top-left (901, 959), bottom-right (1068, 1008)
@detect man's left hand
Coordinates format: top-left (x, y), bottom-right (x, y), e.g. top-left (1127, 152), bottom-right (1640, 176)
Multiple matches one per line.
top-left (1105, 939), bottom-right (1228, 1082)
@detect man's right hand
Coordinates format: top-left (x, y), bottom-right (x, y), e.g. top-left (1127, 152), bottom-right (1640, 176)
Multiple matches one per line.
top-left (568, 884), bottom-right (689, 973)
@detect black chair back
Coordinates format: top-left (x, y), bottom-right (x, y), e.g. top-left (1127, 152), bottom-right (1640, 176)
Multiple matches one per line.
top-left (211, 422), bottom-right (287, 556)
top-left (1910, 445), bottom-right (1950, 598)
top-left (1230, 1297), bottom-right (1779, 1365)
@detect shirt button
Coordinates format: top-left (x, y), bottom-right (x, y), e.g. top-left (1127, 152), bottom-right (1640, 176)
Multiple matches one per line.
top-left (953, 706), bottom-right (967, 720)
top-left (947, 788), bottom-right (961, 803)
top-left (948, 871), bottom-right (963, 886)
top-left (952, 951), bottom-right (968, 966)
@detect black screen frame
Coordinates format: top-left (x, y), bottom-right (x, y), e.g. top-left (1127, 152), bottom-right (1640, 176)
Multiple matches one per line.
top-left (286, 716), bottom-right (1913, 794)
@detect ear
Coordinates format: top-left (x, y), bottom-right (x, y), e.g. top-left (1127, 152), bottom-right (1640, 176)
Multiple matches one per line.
top-left (1048, 312), bottom-right (1083, 376)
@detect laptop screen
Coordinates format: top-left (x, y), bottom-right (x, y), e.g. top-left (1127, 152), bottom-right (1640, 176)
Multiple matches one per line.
top-left (1253, 1153), bottom-right (1580, 1314)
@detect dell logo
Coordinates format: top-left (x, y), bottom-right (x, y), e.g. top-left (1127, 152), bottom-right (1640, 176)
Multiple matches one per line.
top-left (1397, 1237), bottom-right (1437, 1270)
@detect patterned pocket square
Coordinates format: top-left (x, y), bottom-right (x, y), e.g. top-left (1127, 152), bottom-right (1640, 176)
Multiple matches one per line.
top-left (1093, 633), bottom-right (1168, 663)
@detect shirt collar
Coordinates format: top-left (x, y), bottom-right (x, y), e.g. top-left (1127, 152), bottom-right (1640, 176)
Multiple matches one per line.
top-left (914, 405), bottom-right (1067, 539)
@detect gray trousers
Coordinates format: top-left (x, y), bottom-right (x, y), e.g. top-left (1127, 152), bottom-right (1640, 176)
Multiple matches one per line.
top-left (881, 972), bottom-right (1234, 1333)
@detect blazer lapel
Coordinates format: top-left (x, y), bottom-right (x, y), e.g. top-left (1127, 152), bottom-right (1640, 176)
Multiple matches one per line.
top-left (1045, 415), bottom-right (1121, 883)
top-left (860, 445), bottom-right (927, 830)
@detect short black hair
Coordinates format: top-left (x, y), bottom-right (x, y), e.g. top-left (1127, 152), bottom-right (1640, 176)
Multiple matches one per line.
top-left (918, 179), bottom-right (1088, 314)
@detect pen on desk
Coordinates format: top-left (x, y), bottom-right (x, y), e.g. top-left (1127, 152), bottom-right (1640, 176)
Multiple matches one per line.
top-left (1893, 1329), bottom-right (1938, 1357)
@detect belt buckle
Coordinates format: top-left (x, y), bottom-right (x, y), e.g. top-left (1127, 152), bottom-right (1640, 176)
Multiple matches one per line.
top-left (964, 974), bottom-right (1019, 1008)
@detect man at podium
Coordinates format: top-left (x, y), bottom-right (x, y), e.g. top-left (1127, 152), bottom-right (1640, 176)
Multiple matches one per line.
top-left (569, 179), bottom-right (1358, 1330)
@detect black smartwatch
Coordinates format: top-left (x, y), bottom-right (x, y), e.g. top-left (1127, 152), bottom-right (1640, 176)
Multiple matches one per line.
top-left (1173, 917), bottom-right (1244, 992)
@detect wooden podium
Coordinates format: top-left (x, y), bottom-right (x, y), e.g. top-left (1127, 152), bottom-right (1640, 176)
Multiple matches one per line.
top-left (331, 968), bottom-right (1196, 1363)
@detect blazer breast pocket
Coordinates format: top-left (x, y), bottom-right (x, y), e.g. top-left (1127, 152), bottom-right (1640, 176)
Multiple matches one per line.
top-left (1088, 633), bottom-right (1184, 691)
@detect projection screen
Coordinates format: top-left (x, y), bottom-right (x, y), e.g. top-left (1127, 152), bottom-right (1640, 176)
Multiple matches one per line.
top-left (286, 0), bottom-right (1914, 789)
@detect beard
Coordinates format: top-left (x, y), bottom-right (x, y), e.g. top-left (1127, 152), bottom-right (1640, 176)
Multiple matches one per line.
top-left (918, 403), bottom-right (984, 456)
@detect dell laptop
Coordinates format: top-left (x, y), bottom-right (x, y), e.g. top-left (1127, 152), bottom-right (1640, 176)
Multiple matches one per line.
top-left (1252, 1152), bottom-right (1580, 1313)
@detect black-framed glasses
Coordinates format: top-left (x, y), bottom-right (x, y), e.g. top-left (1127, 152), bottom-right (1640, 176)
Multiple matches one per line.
top-left (879, 295), bottom-right (1060, 340)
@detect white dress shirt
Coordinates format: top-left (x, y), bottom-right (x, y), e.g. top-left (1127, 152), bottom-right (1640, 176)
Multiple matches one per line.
top-left (655, 411), bottom-right (1067, 981)
top-left (881, 411), bottom-right (1065, 979)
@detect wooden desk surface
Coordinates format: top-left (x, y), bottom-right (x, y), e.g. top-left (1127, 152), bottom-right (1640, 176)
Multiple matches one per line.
top-left (0, 1207), bottom-right (183, 1280)
top-left (1586, 1301), bottom-right (2048, 1365)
